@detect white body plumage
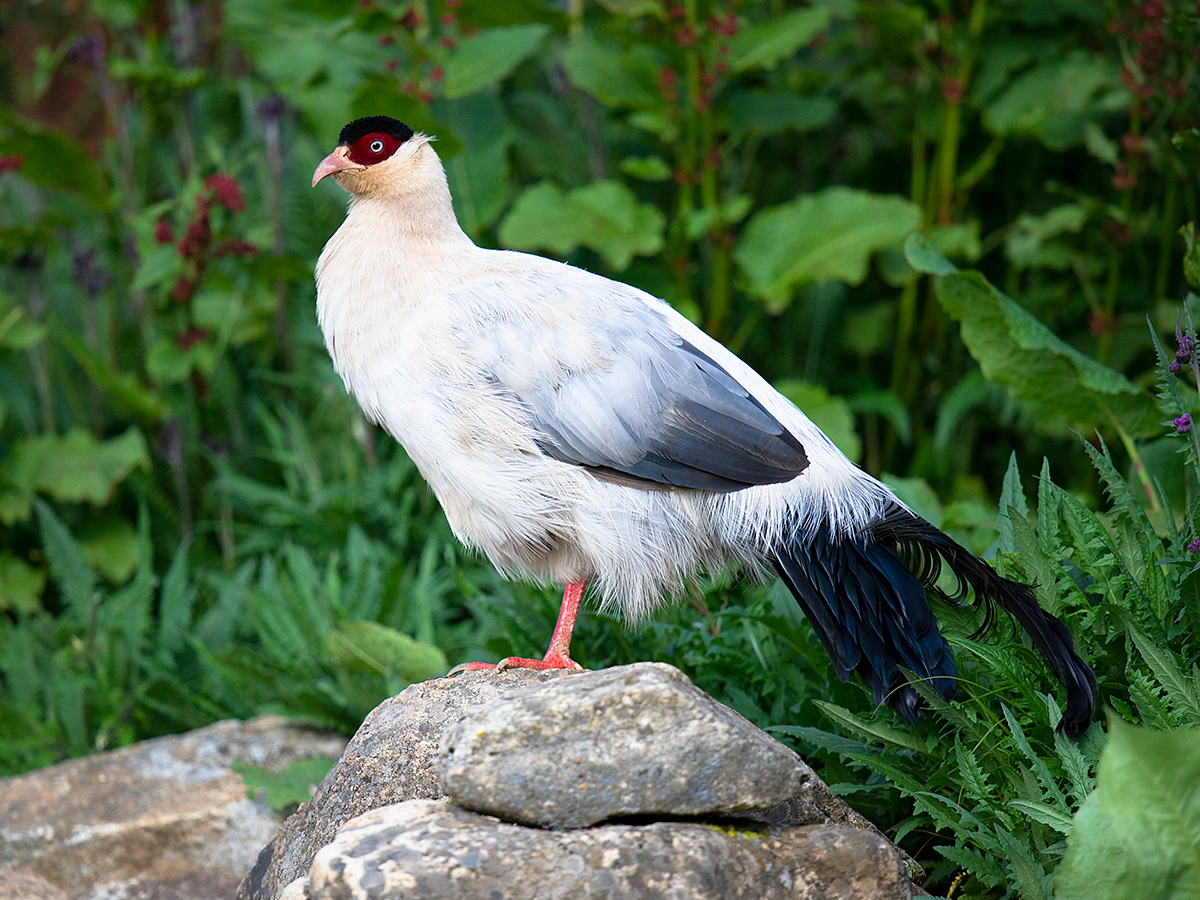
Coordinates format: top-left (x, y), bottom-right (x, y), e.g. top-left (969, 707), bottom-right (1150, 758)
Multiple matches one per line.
top-left (315, 134), bottom-right (895, 621)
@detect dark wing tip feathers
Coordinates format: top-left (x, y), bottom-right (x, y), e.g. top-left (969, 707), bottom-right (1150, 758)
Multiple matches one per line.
top-left (339, 116), bottom-right (414, 146)
top-left (871, 504), bottom-right (1098, 738)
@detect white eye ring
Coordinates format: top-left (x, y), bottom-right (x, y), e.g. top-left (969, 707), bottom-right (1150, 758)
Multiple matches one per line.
top-left (369, 139), bottom-right (385, 153)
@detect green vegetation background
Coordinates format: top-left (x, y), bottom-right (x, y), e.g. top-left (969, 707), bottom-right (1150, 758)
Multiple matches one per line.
top-left (1, 0), bottom-right (1199, 897)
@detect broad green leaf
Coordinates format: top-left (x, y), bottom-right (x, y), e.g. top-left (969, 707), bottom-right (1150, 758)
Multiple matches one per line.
top-left (847, 388), bottom-right (913, 445)
top-left (1006, 204), bottom-right (1087, 271)
top-left (593, 0), bottom-right (665, 16)
top-left (500, 180), bottom-right (665, 269)
top-left (735, 188), bottom-right (920, 309)
top-left (729, 93), bottom-right (837, 138)
top-left (0, 553), bottom-right (44, 615)
top-left (131, 243), bottom-right (181, 291)
top-left (224, 0), bottom-right (374, 126)
top-left (561, 36), bottom-right (660, 108)
top-left (329, 620), bottom-right (448, 684)
top-left (7, 428), bottom-right (150, 505)
top-left (443, 24), bottom-right (549, 99)
top-left (1182, 223), bottom-right (1200, 291)
top-left (81, 517), bottom-right (139, 584)
top-left (438, 93), bottom-right (515, 234)
top-left (906, 236), bottom-right (1159, 437)
top-left (773, 380), bottom-right (861, 463)
top-left (146, 338), bottom-right (216, 383)
top-left (928, 221), bottom-right (982, 263)
top-left (0, 109), bottom-right (104, 201)
top-left (903, 232), bottom-right (956, 276)
top-left (0, 307), bottom-right (46, 350)
top-left (728, 8), bottom-right (832, 72)
top-left (983, 51), bottom-right (1129, 150)
top-left (620, 156), bottom-right (672, 181)
top-left (1056, 717), bottom-right (1200, 900)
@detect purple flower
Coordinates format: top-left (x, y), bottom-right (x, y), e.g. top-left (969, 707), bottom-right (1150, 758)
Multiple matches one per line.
top-left (1180, 334), bottom-right (1196, 361)
top-left (72, 249), bottom-right (112, 297)
top-left (1176, 414), bottom-right (1193, 434)
top-left (1170, 359), bottom-right (1182, 373)
top-left (256, 96), bottom-right (286, 122)
top-left (1188, 538), bottom-right (1200, 554)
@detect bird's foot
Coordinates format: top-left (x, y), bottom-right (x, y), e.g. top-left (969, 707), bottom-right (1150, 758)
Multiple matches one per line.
top-left (447, 654), bottom-right (584, 676)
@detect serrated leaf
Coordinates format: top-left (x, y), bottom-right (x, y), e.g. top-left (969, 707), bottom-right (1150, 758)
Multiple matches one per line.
top-left (33, 498), bottom-right (98, 625)
top-left (1128, 626), bottom-right (1200, 725)
top-left (443, 24), bottom-right (549, 98)
top-left (1010, 799), bottom-right (1074, 834)
top-left (937, 843), bottom-right (1008, 887)
top-left (813, 700), bottom-right (928, 752)
top-left (329, 620), bottom-right (448, 684)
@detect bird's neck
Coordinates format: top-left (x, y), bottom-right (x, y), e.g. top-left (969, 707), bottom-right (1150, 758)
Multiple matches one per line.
top-left (347, 165), bottom-right (474, 249)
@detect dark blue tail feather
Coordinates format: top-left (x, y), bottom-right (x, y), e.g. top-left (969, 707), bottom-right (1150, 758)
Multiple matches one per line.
top-left (773, 504), bottom-right (1097, 738)
top-left (774, 524), bottom-right (957, 723)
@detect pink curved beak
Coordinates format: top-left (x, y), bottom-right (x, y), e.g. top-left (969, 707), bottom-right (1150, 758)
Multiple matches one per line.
top-left (312, 146), bottom-right (364, 187)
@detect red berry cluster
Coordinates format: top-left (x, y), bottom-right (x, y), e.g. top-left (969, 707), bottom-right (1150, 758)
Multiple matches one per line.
top-left (1105, 0), bottom-right (1197, 192)
top-left (377, 0), bottom-right (470, 104)
top-left (657, 0), bottom-right (744, 186)
top-left (169, 173), bottom-right (255, 304)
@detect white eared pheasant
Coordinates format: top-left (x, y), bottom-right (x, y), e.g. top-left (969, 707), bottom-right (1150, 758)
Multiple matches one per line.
top-left (311, 115), bottom-right (1097, 737)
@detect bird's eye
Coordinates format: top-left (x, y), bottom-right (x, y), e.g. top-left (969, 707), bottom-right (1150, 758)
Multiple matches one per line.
top-left (369, 140), bottom-right (384, 153)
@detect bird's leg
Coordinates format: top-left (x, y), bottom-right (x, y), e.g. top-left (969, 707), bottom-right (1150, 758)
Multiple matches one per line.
top-left (449, 580), bottom-right (586, 674)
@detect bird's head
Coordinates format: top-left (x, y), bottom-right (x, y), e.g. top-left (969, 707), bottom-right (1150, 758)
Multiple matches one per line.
top-left (312, 116), bottom-right (438, 198)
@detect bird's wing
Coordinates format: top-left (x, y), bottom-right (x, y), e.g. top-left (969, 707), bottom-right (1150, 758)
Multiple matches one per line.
top-left (458, 274), bottom-right (808, 492)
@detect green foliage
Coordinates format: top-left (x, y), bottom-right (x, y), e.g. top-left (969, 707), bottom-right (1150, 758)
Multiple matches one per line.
top-left (905, 236), bottom-right (1159, 438)
top-left (1, 2), bottom-right (1200, 897)
top-left (1056, 717), bottom-right (1200, 900)
top-left (735, 188), bottom-right (921, 310)
top-left (233, 755), bottom-right (339, 812)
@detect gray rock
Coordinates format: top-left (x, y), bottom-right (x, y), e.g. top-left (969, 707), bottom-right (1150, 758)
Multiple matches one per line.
top-left (236, 669), bottom-right (570, 900)
top-left (0, 715), bottom-right (345, 900)
top-left (437, 662), bottom-right (807, 829)
top-left (307, 799), bottom-right (914, 900)
top-left (0, 868), bottom-right (67, 900)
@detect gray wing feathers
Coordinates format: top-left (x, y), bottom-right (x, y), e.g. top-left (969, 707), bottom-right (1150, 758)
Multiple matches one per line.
top-left (473, 293), bottom-right (808, 492)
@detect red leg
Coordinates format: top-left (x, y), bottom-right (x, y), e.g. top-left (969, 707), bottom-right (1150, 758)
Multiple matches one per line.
top-left (450, 580), bottom-right (586, 674)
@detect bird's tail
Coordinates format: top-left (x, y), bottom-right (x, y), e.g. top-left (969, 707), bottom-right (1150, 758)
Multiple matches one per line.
top-left (773, 502), bottom-right (1097, 738)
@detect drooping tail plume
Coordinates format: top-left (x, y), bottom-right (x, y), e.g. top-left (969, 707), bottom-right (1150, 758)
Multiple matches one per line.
top-left (774, 504), bottom-right (1097, 738)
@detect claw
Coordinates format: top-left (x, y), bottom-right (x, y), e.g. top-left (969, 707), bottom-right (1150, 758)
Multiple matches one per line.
top-left (447, 661), bottom-right (497, 677)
